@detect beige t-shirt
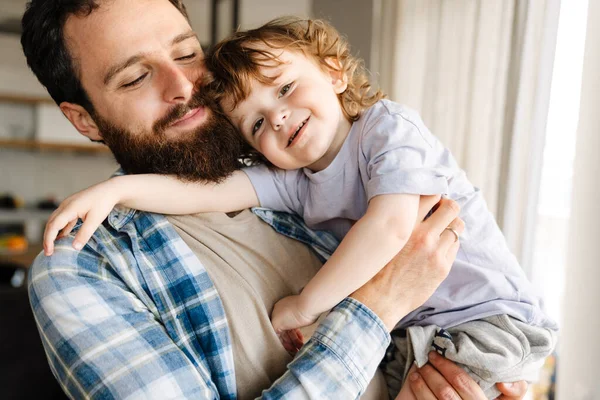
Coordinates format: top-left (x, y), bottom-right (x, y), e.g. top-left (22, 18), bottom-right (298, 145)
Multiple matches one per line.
top-left (167, 211), bottom-right (388, 399)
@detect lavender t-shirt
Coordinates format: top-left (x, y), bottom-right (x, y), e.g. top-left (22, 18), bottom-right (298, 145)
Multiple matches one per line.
top-left (244, 100), bottom-right (556, 330)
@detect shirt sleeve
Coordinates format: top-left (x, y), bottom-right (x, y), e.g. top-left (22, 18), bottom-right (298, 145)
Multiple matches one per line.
top-left (28, 244), bottom-right (219, 399)
top-left (362, 107), bottom-right (450, 200)
top-left (242, 165), bottom-right (306, 216)
top-left (259, 298), bottom-right (390, 399)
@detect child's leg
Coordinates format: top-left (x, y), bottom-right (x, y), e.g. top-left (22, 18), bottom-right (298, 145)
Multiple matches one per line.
top-left (405, 315), bottom-right (557, 399)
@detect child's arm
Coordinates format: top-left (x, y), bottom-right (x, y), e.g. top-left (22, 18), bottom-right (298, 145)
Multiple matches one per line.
top-left (271, 193), bottom-right (420, 332)
top-left (43, 171), bottom-right (258, 255)
top-left (116, 171), bottom-right (258, 214)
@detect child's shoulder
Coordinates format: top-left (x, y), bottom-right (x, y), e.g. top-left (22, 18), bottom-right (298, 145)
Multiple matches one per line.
top-left (361, 99), bottom-right (424, 128)
top-left (358, 100), bottom-right (428, 138)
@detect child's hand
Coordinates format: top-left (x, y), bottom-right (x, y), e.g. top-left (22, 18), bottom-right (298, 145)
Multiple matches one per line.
top-left (272, 295), bottom-right (317, 355)
top-left (43, 181), bottom-right (120, 256)
top-left (277, 328), bottom-right (304, 356)
top-left (271, 294), bottom-right (318, 333)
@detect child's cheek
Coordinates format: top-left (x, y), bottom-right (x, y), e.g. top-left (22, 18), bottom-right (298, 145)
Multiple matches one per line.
top-left (259, 136), bottom-right (275, 161)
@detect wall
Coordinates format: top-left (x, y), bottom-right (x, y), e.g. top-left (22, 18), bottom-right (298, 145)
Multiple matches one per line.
top-left (1, 149), bottom-right (118, 205)
top-left (312, 0), bottom-right (375, 70)
top-left (0, 31), bottom-right (117, 204)
top-left (0, 34), bottom-right (49, 98)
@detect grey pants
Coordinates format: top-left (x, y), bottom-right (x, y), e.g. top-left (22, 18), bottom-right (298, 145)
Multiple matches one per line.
top-left (382, 315), bottom-right (557, 399)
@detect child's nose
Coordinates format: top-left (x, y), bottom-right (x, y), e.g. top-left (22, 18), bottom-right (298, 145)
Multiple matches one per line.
top-left (268, 109), bottom-right (289, 130)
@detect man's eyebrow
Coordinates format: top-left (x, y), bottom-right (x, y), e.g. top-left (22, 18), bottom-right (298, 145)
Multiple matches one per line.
top-left (103, 31), bottom-right (199, 86)
top-left (171, 31), bottom-right (199, 46)
top-left (104, 55), bottom-right (144, 85)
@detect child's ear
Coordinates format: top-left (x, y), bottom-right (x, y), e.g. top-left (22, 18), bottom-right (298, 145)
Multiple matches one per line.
top-left (59, 102), bottom-right (103, 141)
top-left (324, 57), bottom-right (348, 94)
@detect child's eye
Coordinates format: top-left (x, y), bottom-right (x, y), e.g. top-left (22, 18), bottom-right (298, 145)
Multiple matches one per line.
top-left (278, 83), bottom-right (293, 97)
top-left (252, 118), bottom-right (264, 135)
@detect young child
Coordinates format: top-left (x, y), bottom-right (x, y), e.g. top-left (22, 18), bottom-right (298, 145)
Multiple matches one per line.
top-left (44, 17), bottom-right (557, 399)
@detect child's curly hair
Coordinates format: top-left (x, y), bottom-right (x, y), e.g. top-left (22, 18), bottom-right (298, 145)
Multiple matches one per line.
top-left (204, 16), bottom-right (384, 166)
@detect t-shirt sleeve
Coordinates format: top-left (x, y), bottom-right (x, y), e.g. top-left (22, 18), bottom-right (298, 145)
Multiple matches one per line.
top-left (242, 164), bottom-right (305, 215)
top-left (361, 108), bottom-right (450, 200)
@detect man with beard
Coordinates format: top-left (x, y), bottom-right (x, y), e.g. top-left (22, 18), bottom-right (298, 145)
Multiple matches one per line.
top-left (21, 1), bottom-right (527, 399)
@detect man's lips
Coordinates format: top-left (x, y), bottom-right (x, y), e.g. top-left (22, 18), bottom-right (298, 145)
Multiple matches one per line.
top-left (171, 107), bottom-right (205, 127)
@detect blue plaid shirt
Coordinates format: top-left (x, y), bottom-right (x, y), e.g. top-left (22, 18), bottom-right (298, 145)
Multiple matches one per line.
top-left (29, 205), bottom-right (390, 399)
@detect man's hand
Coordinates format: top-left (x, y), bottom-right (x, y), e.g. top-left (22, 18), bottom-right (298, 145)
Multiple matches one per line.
top-left (350, 197), bottom-right (464, 331)
top-left (407, 352), bottom-right (528, 400)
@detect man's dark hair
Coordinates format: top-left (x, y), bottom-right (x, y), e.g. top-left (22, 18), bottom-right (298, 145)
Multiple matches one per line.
top-left (21, 0), bottom-right (189, 113)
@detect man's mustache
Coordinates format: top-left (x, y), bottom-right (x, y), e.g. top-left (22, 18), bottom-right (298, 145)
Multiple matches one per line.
top-left (153, 86), bottom-right (216, 134)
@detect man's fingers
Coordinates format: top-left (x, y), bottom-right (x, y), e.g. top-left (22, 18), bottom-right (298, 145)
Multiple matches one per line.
top-left (445, 239), bottom-right (461, 264)
top-left (407, 367), bottom-right (439, 400)
top-left (422, 198), bottom-right (461, 236)
top-left (426, 352), bottom-right (484, 399)
top-left (496, 381), bottom-right (528, 399)
top-left (438, 217), bottom-right (465, 251)
top-left (417, 363), bottom-right (461, 400)
top-left (417, 195), bottom-right (442, 222)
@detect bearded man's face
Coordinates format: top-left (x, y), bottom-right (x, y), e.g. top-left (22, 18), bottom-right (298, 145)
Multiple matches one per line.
top-left (96, 88), bottom-right (244, 182)
top-left (57, 0), bottom-right (243, 182)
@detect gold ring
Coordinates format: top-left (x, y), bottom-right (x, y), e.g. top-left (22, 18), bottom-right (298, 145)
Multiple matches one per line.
top-left (444, 227), bottom-right (460, 243)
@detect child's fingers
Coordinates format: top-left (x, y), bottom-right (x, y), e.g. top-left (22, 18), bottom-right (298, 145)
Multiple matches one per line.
top-left (43, 210), bottom-right (76, 256)
top-left (278, 331), bottom-right (296, 355)
top-left (287, 328), bottom-right (304, 350)
top-left (72, 211), bottom-right (105, 251)
top-left (57, 219), bottom-right (78, 240)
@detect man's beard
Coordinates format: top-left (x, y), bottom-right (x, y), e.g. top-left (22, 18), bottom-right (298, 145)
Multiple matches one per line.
top-left (95, 90), bottom-right (244, 183)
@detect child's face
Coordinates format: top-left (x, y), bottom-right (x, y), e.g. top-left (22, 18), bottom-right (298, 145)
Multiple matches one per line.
top-left (223, 48), bottom-right (351, 171)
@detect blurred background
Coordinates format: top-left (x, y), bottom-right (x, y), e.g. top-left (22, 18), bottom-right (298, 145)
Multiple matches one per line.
top-left (0, 0), bottom-right (597, 399)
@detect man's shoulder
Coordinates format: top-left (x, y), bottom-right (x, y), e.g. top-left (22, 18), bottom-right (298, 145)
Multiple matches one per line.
top-left (29, 233), bottom-right (109, 286)
top-left (28, 211), bottom-right (141, 286)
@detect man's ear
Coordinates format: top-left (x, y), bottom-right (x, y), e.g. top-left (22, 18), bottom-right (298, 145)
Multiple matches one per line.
top-left (59, 102), bottom-right (102, 141)
top-left (324, 57), bottom-right (348, 94)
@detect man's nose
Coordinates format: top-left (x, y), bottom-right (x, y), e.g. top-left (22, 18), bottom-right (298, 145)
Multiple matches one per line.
top-left (268, 108), bottom-right (290, 131)
top-left (162, 64), bottom-right (194, 104)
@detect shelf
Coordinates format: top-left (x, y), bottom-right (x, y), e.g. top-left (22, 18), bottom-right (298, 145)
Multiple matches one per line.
top-left (0, 209), bottom-right (54, 223)
top-left (0, 244), bottom-right (42, 268)
top-left (0, 138), bottom-right (110, 154)
top-left (0, 94), bottom-right (54, 105)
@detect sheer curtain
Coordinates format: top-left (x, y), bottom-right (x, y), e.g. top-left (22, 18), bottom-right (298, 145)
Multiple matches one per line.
top-left (556, 0), bottom-right (600, 396)
top-left (371, 0), bottom-right (560, 269)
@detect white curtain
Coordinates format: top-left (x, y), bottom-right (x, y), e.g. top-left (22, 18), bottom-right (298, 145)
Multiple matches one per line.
top-left (371, 0), bottom-right (560, 269)
top-left (556, 0), bottom-right (600, 397)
